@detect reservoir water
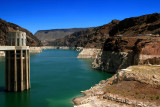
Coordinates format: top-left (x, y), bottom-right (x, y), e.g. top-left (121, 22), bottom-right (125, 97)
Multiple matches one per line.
top-left (0, 49), bottom-right (113, 107)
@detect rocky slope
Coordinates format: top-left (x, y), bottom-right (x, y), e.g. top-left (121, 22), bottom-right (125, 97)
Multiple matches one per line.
top-left (92, 36), bottom-right (160, 73)
top-left (109, 13), bottom-right (160, 37)
top-left (35, 28), bottom-right (88, 45)
top-left (74, 65), bottom-right (160, 107)
top-left (50, 13), bottom-right (160, 48)
top-left (0, 18), bottom-right (42, 46)
top-left (48, 20), bottom-right (120, 48)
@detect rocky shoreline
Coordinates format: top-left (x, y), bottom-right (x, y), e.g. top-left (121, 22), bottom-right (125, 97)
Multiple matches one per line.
top-left (74, 36), bottom-right (160, 107)
top-left (0, 46), bottom-right (84, 57)
top-left (41, 46), bottom-right (83, 51)
top-left (77, 48), bottom-right (101, 58)
top-left (73, 65), bottom-right (160, 107)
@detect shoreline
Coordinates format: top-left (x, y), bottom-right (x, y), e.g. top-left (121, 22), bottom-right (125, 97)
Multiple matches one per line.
top-left (0, 47), bottom-right (43, 57)
top-left (41, 46), bottom-right (83, 51)
top-left (77, 48), bottom-right (101, 58)
top-left (73, 65), bottom-right (160, 107)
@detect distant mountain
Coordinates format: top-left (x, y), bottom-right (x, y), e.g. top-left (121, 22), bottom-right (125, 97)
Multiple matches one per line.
top-left (0, 19), bottom-right (42, 46)
top-left (34, 28), bottom-right (88, 45)
top-left (49, 13), bottom-right (160, 48)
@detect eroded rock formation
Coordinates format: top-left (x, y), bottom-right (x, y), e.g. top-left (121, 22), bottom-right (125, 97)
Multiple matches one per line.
top-left (93, 37), bottom-right (160, 73)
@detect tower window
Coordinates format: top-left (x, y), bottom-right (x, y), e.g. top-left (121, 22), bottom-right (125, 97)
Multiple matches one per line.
top-left (12, 38), bottom-right (15, 45)
top-left (17, 38), bottom-right (19, 46)
top-left (22, 38), bottom-right (23, 46)
top-left (24, 39), bottom-right (26, 45)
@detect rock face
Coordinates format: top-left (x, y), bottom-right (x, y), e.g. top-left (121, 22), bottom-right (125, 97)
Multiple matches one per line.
top-left (93, 37), bottom-right (160, 73)
top-left (113, 66), bottom-right (160, 86)
top-left (77, 48), bottom-right (101, 58)
top-left (92, 51), bottom-right (133, 73)
top-left (49, 20), bottom-right (120, 48)
top-left (0, 19), bottom-right (42, 46)
top-left (35, 28), bottom-right (88, 45)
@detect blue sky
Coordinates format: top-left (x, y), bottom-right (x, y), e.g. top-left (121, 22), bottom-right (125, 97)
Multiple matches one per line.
top-left (1, 0), bottom-right (160, 34)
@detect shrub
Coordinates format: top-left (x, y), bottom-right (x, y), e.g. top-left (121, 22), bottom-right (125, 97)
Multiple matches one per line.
top-left (156, 95), bottom-right (160, 100)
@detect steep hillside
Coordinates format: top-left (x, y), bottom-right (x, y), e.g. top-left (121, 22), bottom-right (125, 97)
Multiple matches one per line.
top-left (0, 19), bottom-right (42, 46)
top-left (50, 13), bottom-right (160, 48)
top-left (49, 20), bottom-right (120, 48)
top-left (35, 28), bottom-right (88, 45)
top-left (109, 13), bottom-right (160, 36)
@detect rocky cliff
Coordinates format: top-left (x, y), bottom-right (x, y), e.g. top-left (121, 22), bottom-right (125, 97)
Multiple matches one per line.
top-left (92, 36), bottom-right (160, 73)
top-left (35, 28), bottom-right (88, 45)
top-left (0, 19), bottom-right (42, 46)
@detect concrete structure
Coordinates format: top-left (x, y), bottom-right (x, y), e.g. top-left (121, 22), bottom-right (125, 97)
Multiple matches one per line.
top-left (0, 30), bottom-right (30, 92)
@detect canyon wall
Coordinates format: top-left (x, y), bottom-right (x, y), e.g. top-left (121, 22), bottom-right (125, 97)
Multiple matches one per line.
top-left (92, 51), bottom-right (134, 73)
top-left (92, 37), bottom-right (160, 73)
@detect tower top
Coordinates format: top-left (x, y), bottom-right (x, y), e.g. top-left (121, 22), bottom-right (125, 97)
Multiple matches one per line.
top-left (8, 31), bottom-right (26, 46)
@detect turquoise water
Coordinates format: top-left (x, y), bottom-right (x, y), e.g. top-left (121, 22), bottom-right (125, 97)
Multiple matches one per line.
top-left (0, 49), bottom-right (113, 107)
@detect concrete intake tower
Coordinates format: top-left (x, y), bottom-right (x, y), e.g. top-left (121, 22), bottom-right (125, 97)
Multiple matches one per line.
top-left (4, 30), bottom-right (30, 92)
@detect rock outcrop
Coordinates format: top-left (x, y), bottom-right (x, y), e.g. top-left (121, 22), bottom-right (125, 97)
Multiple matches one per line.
top-left (93, 37), bottom-right (160, 73)
top-left (77, 48), bottom-right (101, 58)
top-left (92, 51), bottom-right (132, 73)
top-left (0, 18), bottom-right (42, 46)
top-left (74, 65), bottom-right (160, 107)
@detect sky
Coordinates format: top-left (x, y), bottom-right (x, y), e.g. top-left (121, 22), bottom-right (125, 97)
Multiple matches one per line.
top-left (1, 0), bottom-right (160, 34)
